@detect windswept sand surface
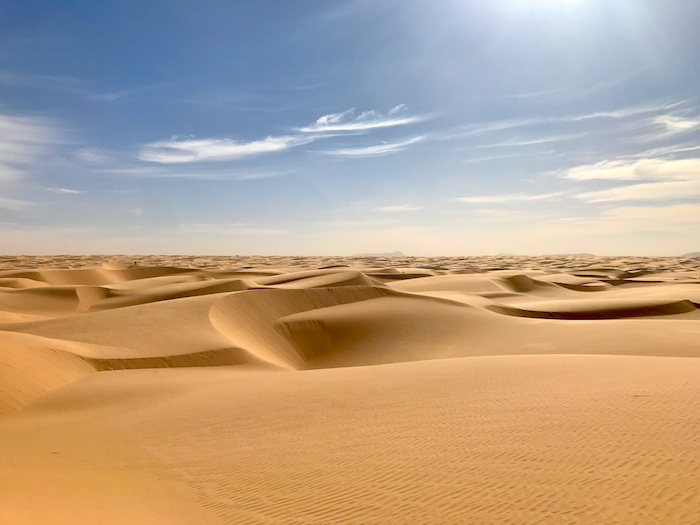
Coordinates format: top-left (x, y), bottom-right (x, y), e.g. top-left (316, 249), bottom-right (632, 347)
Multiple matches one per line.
top-left (1, 255), bottom-right (699, 524)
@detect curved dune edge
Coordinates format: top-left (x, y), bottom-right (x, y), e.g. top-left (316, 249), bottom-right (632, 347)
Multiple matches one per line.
top-left (0, 330), bottom-right (257, 416)
top-left (487, 298), bottom-right (696, 320)
top-left (209, 285), bottom-right (394, 369)
top-left (0, 332), bottom-right (97, 416)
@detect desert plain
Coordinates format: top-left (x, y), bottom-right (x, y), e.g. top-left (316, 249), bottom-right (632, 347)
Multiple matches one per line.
top-left (1, 254), bottom-right (699, 524)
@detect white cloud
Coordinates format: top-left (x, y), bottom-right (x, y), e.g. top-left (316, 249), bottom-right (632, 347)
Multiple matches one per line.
top-left (0, 114), bottom-right (64, 180)
top-left (45, 187), bottom-right (85, 194)
top-left (563, 158), bottom-right (700, 181)
top-left (298, 107), bottom-right (426, 133)
top-left (577, 178), bottom-right (700, 203)
top-left (138, 136), bottom-right (307, 163)
top-left (375, 205), bottom-right (422, 212)
top-left (563, 157), bottom-right (700, 202)
top-left (653, 115), bottom-right (699, 134)
top-left (456, 191), bottom-right (568, 203)
top-left (322, 136), bottom-right (424, 157)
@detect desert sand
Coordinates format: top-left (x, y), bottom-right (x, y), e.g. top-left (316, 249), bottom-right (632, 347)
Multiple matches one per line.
top-left (1, 255), bottom-right (699, 524)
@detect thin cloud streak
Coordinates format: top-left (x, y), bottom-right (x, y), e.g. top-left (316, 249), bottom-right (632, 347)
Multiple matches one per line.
top-left (138, 136), bottom-right (311, 163)
top-left (88, 82), bottom-right (173, 102)
top-left (298, 107), bottom-right (427, 133)
top-left (0, 114), bottom-right (64, 180)
top-left (444, 100), bottom-right (690, 141)
top-left (0, 70), bottom-right (83, 94)
top-left (0, 197), bottom-right (33, 210)
top-left (576, 179), bottom-right (700, 203)
top-left (473, 133), bottom-right (584, 149)
top-left (322, 136), bottom-right (425, 157)
top-left (563, 158), bottom-right (700, 181)
top-left (456, 191), bottom-right (568, 204)
top-left (103, 165), bottom-right (294, 180)
top-left (45, 187), bottom-right (86, 194)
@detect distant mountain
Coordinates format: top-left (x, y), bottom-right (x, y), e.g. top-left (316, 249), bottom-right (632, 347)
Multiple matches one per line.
top-left (354, 251), bottom-right (406, 257)
top-left (683, 252), bottom-right (700, 257)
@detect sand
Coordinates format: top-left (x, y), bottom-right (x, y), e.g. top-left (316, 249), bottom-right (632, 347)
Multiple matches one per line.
top-left (1, 255), bottom-right (699, 524)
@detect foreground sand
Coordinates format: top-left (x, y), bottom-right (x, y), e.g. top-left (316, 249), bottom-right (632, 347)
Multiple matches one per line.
top-left (1, 255), bottom-right (699, 524)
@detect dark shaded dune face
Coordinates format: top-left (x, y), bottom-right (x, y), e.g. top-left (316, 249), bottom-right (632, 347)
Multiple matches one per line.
top-left (0, 265), bottom-right (196, 287)
top-left (254, 268), bottom-right (383, 288)
top-left (86, 348), bottom-right (251, 371)
top-left (0, 332), bottom-right (98, 415)
top-left (390, 274), bottom-right (506, 294)
top-left (78, 278), bottom-right (255, 312)
top-left (488, 298), bottom-right (697, 320)
top-left (0, 278), bottom-right (47, 289)
top-left (209, 286), bottom-right (393, 369)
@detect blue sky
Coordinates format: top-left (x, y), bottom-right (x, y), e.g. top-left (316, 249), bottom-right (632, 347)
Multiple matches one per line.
top-left (1, 0), bottom-right (699, 255)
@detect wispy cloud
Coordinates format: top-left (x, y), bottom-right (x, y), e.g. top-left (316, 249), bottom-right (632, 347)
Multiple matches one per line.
top-left (498, 74), bottom-right (642, 103)
top-left (0, 69), bottom-right (171, 102)
top-left (0, 197), bottom-right (33, 210)
top-left (600, 203), bottom-right (700, 224)
top-left (298, 107), bottom-right (427, 133)
top-left (456, 191), bottom-right (568, 204)
top-left (562, 158), bottom-right (700, 203)
top-left (88, 82), bottom-right (172, 102)
top-left (74, 148), bottom-right (111, 164)
top-left (0, 114), bottom-right (64, 180)
top-left (135, 105), bottom-right (422, 164)
top-left (563, 158), bottom-right (700, 181)
top-left (653, 115), bottom-right (699, 134)
top-left (445, 100), bottom-right (689, 141)
top-left (103, 165), bottom-right (294, 180)
top-left (44, 187), bottom-right (85, 194)
top-left (0, 70), bottom-right (83, 94)
top-left (375, 204), bottom-right (422, 212)
top-left (555, 204), bottom-right (700, 233)
top-left (322, 136), bottom-right (424, 157)
top-left (138, 136), bottom-right (309, 163)
top-left (577, 179), bottom-right (700, 203)
top-left (474, 133), bottom-right (584, 149)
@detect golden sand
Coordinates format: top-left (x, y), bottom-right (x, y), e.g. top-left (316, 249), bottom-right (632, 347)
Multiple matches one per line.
top-left (1, 255), bottom-right (699, 524)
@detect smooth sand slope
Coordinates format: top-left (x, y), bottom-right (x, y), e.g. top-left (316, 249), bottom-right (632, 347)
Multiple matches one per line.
top-left (1, 255), bottom-right (699, 524)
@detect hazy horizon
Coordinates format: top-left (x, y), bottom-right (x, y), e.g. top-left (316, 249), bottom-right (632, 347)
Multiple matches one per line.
top-left (2, 0), bottom-right (699, 255)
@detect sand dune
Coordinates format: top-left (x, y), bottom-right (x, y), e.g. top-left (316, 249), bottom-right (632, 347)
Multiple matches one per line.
top-left (1, 256), bottom-right (699, 524)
